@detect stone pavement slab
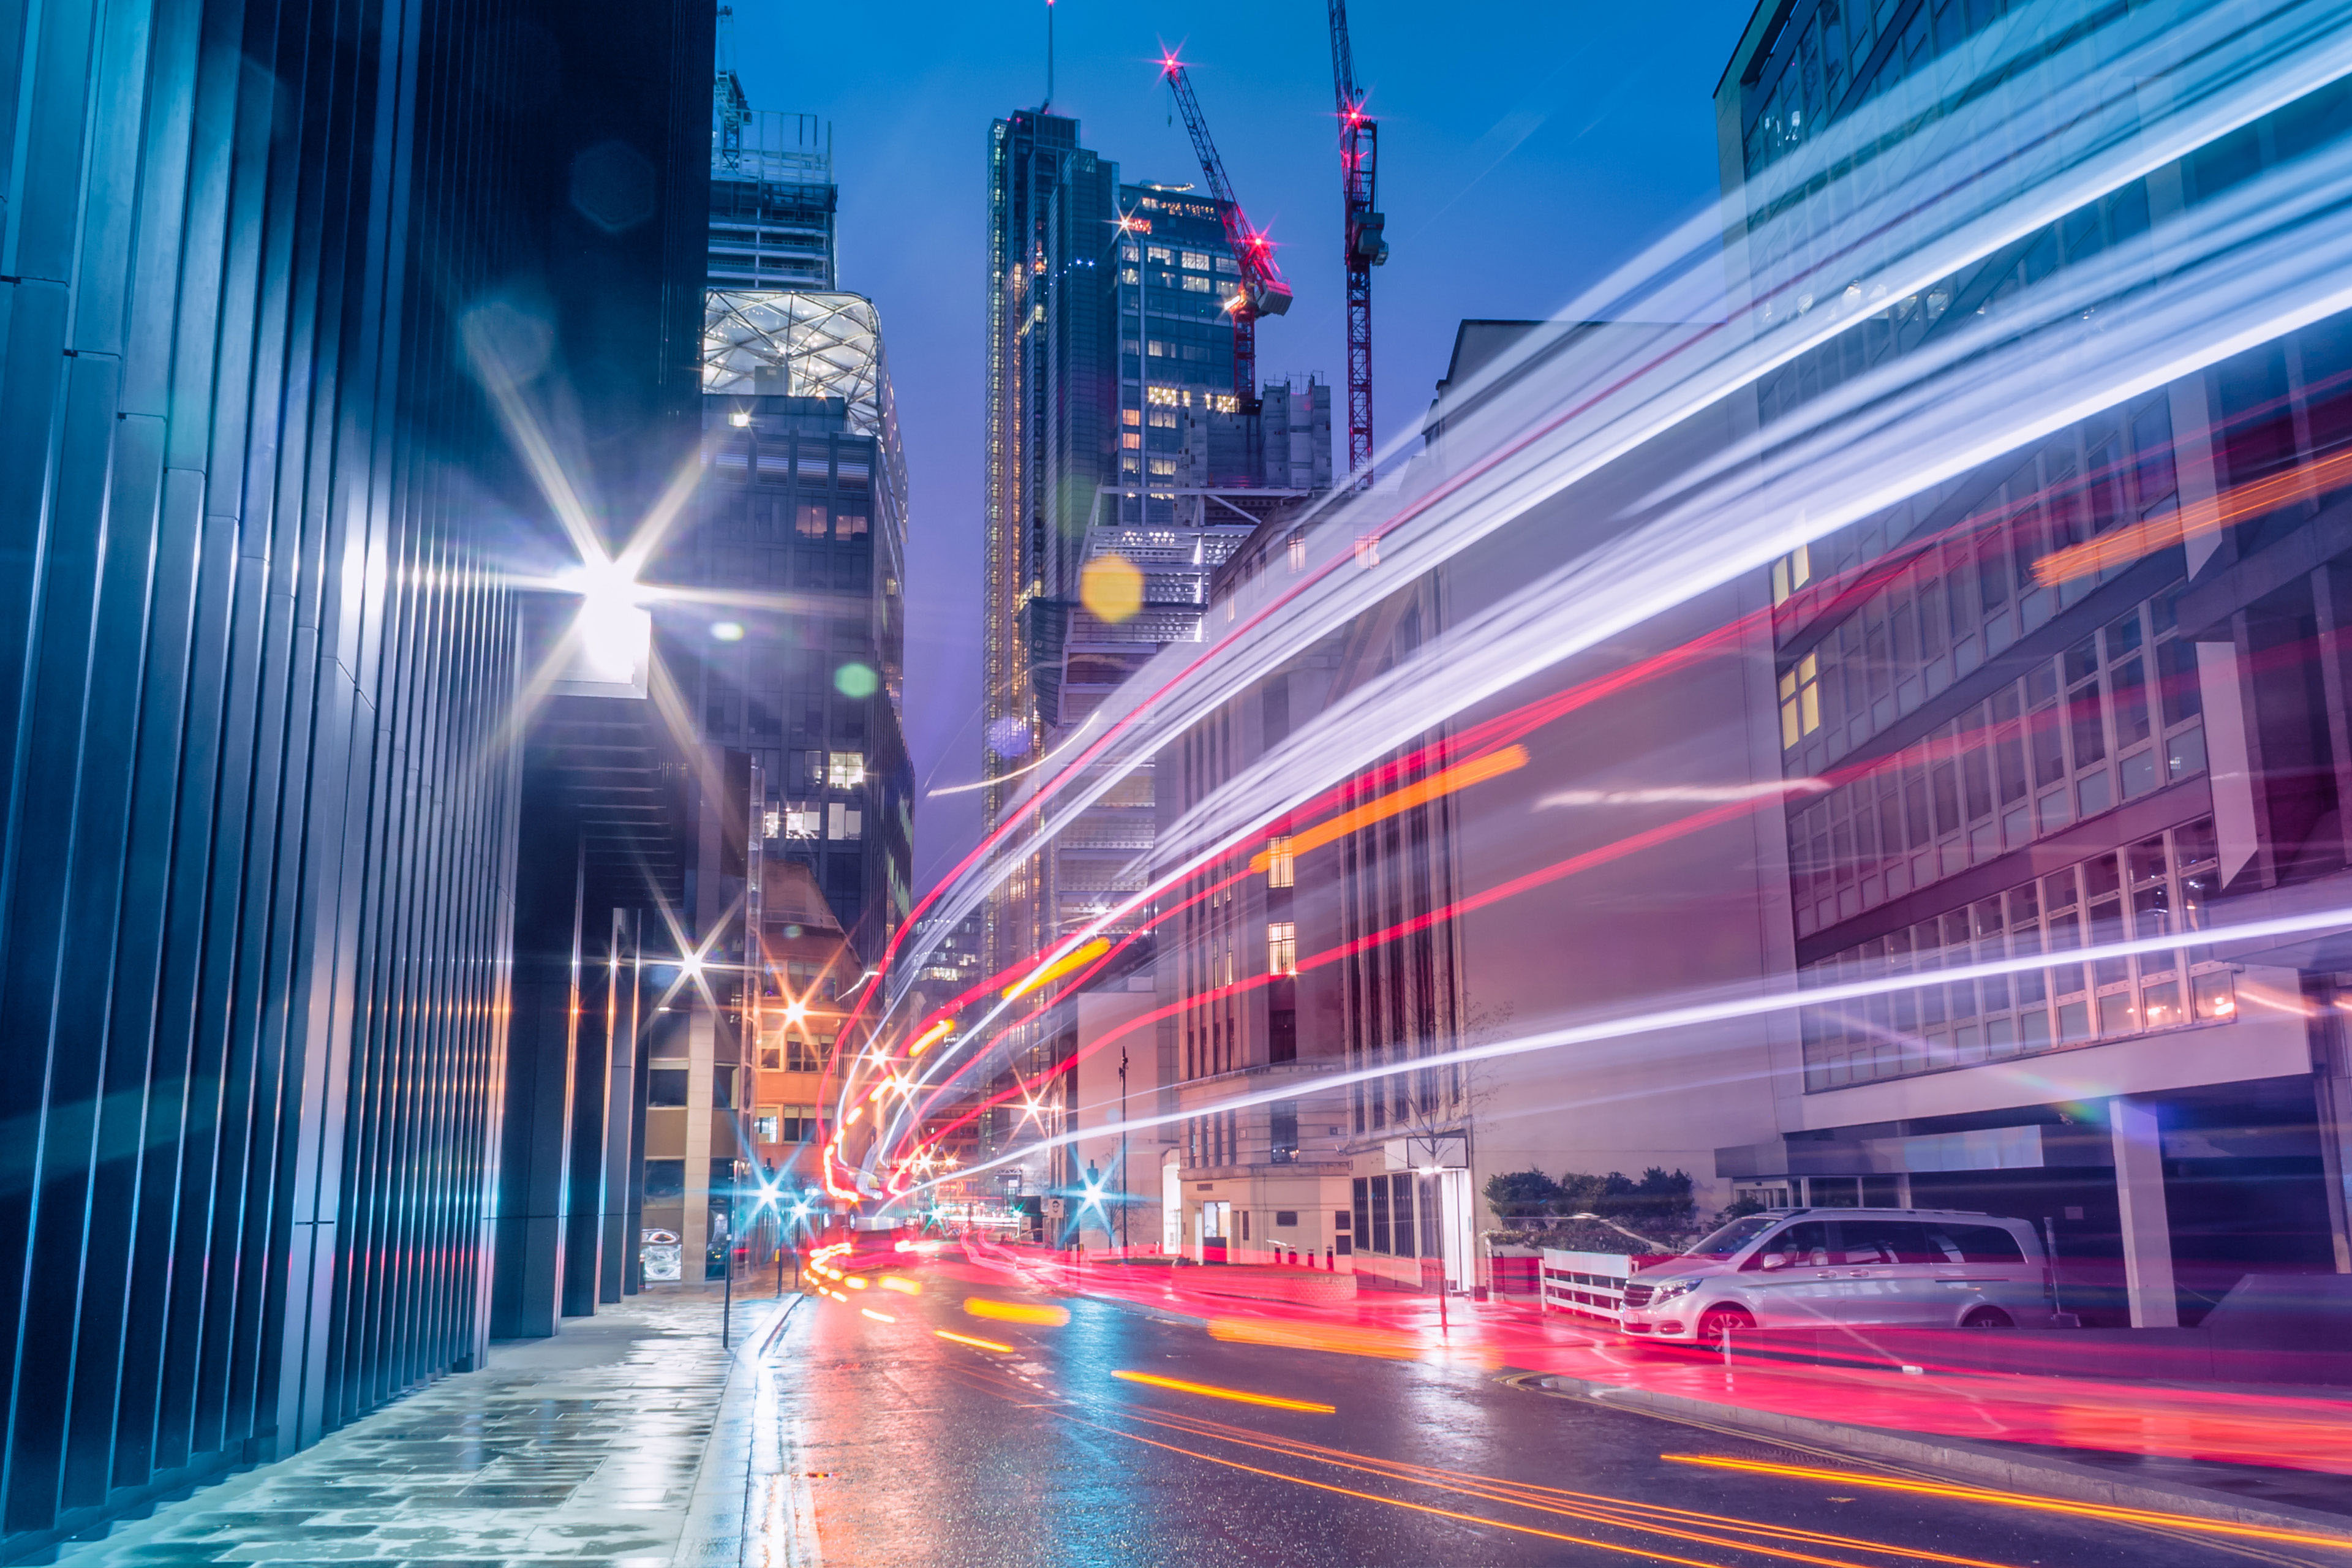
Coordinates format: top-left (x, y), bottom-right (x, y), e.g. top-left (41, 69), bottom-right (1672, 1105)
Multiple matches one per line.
top-left (55, 1292), bottom-right (790, 1568)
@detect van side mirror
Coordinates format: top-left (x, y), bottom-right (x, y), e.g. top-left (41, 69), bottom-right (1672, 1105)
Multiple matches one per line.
top-left (1757, 1251), bottom-right (1790, 1272)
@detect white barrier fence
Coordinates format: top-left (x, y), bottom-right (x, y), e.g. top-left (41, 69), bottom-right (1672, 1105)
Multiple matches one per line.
top-left (1540, 1248), bottom-right (1632, 1324)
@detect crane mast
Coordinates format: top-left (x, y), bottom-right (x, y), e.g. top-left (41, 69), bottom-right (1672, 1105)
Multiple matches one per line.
top-left (1160, 56), bottom-right (1293, 412)
top-left (1329, 0), bottom-right (1386, 486)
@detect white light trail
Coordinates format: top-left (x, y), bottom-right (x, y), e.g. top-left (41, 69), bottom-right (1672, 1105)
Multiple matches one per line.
top-left (896, 902), bottom-right (2352, 1200)
top-left (856, 0), bottom-right (2352, 1169)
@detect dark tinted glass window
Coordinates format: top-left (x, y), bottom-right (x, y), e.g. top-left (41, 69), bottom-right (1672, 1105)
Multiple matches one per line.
top-left (1934, 1223), bottom-right (2027, 1262)
top-left (643, 1158), bottom-right (686, 1201)
top-left (1838, 1218), bottom-right (1940, 1264)
top-left (649, 1068), bottom-right (690, 1107)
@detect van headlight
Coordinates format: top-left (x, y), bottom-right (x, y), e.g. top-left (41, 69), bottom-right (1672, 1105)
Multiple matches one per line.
top-left (1644, 1278), bottom-right (1699, 1305)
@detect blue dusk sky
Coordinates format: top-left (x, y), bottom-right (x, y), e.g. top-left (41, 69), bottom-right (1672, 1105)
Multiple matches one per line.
top-left (718, 0), bottom-right (1757, 893)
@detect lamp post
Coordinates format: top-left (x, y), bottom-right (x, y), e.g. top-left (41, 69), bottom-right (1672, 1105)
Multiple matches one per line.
top-left (1117, 1044), bottom-right (1129, 1256)
top-left (721, 1157), bottom-right (739, 1349)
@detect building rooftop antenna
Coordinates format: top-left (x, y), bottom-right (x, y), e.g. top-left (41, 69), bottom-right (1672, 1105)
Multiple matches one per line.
top-left (1042, 0), bottom-right (1055, 113)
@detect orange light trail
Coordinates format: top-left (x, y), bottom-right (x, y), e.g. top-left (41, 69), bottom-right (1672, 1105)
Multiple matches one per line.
top-left (839, 63), bottom-right (2251, 1095)
top-left (869, 389), bottom-right (2234, 1180)
top-left (1249, 744), bottom-right (1527, 871)
top-left (963, 1297), bottom-right (1071, 1327)
top-left (934, 1329), bottom-right (1014, 1352)
top-left (1105, 1405), bottom-right (2027, 1568)
top-left (2035, 440), bottom-right (2352, 586)
top-left (1076, 1419), bottom-right (1771, 1568)
top-left (1662, 1455), bottom-right (2352, 1551)
top-left (1001, 936), bottom-right (1112, 1001)
top-left (1109, 1371), bottom-right (1336, 1414)
top-left (858, 1307), bottom-right (896, 1323)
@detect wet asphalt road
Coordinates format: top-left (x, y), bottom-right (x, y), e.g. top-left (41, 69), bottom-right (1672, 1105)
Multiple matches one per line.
top-left (761, 1273), bottom-right (2323, 1568)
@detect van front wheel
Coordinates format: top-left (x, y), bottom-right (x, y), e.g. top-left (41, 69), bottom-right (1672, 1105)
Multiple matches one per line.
top-left (1696, 1305), bottom-right (1754, 1343)
top-left (1960, 1306), bottom-right (2014, 1329)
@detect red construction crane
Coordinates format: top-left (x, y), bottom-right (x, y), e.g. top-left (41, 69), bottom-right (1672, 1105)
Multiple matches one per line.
top-left (1329, 1), bottom-right (1387, 486)
top-left (1159, 53), bottom-right (1293, 413)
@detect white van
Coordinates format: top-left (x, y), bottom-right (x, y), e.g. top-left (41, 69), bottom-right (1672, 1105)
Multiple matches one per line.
top-left (1615, 1207), bottom-right (2050, 1342)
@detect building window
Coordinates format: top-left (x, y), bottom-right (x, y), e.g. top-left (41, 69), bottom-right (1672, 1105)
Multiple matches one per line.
top-left (643, 1158), bottom-right (686, 1202)
top-left (784, 804), bottom-right (821, 839)
top-left (827, 751), bottom-right (865, 787)
top-left (796, 503), bottom-right (827, 538)
top-left (778, 1104), bottom-right (816, 1142)
top-left (649, 1068), bottom-right (690, 1107)
top-left (756, 1046), bottom-right (782, 1070)
top-left (1779, 652), bottom-right (1820, 750)
top-left (1287, 532), bottom-right (1306, 572)
top-left (1181, 250), bottom-right (1212, 271)
top-left (1182, 273), bottom-right (1214, 293)
top-left (754, 1107), bottom-right (782, 1143)
top-left (827, 802), bottom-right (863, 840)
top-left (1796, 817), bottom-right (2234, 1090)
top-left (1771, 541), bottom-right (1812, 606)
top-left (1267, 921), bottom-right (1296, 976)
top-left (1784, 584), bottom-right (2204, 937)
top-left (1264, 834), bottom-right (1294, 888)
top-left (1270, 1102), bottom-right (1298, 1164)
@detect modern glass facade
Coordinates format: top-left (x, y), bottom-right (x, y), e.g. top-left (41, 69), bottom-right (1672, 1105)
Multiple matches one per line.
top-left (0, 0), bottom-right (709, 1549)
top-left (1721, 0), bottom-right (2352, 1317)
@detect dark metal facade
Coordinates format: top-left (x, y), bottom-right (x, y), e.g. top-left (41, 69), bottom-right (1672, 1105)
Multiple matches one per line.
top-left (0, 0), bottom-right (707, 1547)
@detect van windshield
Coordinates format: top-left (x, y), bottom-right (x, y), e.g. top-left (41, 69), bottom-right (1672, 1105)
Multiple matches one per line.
top-left (1683, 1213), bottom-right (1781, 1259)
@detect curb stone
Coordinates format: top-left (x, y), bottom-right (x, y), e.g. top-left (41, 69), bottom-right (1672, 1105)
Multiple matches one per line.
top-left (672, 1297), bottom-right (800, 1568)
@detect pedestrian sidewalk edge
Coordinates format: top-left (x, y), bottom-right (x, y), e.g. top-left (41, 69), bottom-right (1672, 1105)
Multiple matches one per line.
top-left (672, 1296), bottom-right (803, 1568)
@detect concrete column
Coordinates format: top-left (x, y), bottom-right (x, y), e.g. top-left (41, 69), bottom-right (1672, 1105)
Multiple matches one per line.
top-left (600, 909), bottom-right (643, 1302)
top-left (2110, 1096), bottom-right (2179, 1328)
top-left (493, 829), bottom-right (581, 1338)
top-left (562, 910), bottom-right (611, 1317)
top-left (684, 1005), bottom-right (715, 1282)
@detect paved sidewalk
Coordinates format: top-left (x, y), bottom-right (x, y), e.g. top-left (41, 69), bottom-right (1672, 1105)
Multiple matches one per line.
top-left (58, 1291), bottom-right (790, 1568)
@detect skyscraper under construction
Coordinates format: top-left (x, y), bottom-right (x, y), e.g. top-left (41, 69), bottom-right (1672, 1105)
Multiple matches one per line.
top-left (979, 108), bottom-right (1330, 1193)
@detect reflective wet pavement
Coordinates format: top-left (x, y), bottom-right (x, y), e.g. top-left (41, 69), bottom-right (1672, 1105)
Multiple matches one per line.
top-left (55, 1295), bottom-right (769, 1568)
top-left (51, 1272), bottom-right (2348, 1568)
top-left (760, 1261), bottom-right (2342, 1567)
